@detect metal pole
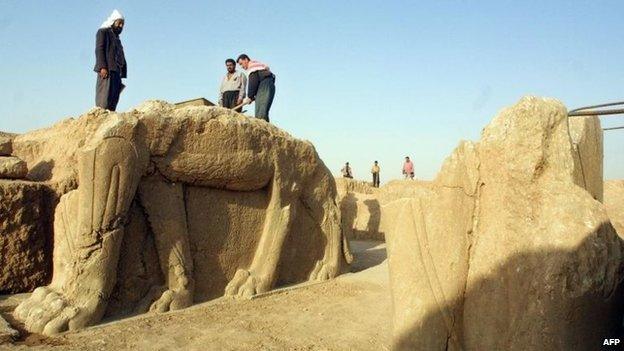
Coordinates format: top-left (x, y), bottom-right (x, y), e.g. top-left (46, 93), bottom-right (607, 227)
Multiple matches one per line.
top-left (568, 101), bottom-right (624, 117)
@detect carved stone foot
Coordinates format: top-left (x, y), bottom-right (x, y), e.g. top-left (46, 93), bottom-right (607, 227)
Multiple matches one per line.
top-left (148, 288), bottom-right (193, 312)
top-left (309, 258), bottom-right (340, 282)
top-left (224, 269), bottom-right (271, 298)
top-left (14, 228), bottom-right (126, 335)
top-left (14, 287), bottom-right (95, 335)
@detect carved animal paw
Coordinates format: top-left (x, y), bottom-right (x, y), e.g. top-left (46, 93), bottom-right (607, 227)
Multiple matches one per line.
top-left (149, 288), bottom-right (193, 313)
top-left (309, 259), bottom-right (339, 282)
top-left (14, 286), bottom-right (92, 335)
top-left (224, 269), bottom-right (270, 298)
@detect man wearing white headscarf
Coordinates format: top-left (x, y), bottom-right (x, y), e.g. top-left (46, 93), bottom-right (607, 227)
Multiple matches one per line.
top-left (94, 9), bottom-right (127, 111)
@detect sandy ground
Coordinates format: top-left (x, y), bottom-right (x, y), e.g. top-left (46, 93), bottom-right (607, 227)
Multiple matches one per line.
top-left (0, 240), bottom-right (391, 351)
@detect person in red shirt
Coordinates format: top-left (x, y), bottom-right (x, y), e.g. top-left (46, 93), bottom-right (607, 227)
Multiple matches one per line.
top-left (402, 156), bottom-right (414, 180)
top-left (237, 54), bottom-right (276, 122)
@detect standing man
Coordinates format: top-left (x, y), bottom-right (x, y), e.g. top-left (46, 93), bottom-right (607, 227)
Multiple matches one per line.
top-left (219, 58), bottom-right (247, 112)
top-left (237, 54), bottom-right (276, 122)
top-left (341, 162), bottom-right (353, 179)
top-left (371, 161), bottom-right (380, 187)
top-left (402, 156), bottom-right (414, 180)
top-left (94, 9), bottom-right (127, 111)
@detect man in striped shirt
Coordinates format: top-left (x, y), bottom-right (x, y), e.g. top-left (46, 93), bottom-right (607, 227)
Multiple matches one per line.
top-left (219, 58), bottom-right (247, 112)
top-left (238, 54), bottom-right (276, 122)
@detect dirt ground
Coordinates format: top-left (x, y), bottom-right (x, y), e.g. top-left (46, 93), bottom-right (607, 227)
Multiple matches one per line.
top-left (0, 240), bottom-right (391, 351)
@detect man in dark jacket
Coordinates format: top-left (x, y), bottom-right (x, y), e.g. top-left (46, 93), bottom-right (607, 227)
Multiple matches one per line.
top-left (237, 54), bottom-right (275, 122)
top-left (94, 10), bottom-right (127, 111)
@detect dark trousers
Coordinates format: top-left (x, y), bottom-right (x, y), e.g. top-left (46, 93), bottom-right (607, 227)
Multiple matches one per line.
top-left (372, 173), bottom-right (380, 187)
top-left (96, 71), bottom-right (123, 111)
top-left (255, 75), bottom-right (275, 122)
top-left (222, 91), bottom-right (242, 112)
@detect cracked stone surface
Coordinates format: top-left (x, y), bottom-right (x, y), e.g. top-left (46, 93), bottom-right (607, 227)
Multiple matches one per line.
top-left (0, 136), bottom-right (12, 156)
top-left (0, 313), bottom-right (19, 343)
top-left (605, 179), bottom-right (624, 236)
top-left (7, 101), bottom-right (352, 335)
top-left (385, 96), bottom-right (624, 350)
top-left (0, 157), bottom-right (27, 179)
top-left (0, 180), bottom-right (56, 294)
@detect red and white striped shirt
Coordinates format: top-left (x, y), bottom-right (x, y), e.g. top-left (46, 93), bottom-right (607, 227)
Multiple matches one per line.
top-left (246, 60), bottom-right (270, 74)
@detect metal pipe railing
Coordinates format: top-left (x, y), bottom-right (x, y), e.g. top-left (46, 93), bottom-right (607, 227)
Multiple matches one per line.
top-left (568, 101), bottom-right (624, 117)
top-left (568, 101), bottom-right (624, 131)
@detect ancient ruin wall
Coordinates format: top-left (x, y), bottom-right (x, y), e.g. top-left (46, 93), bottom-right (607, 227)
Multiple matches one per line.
top-left (386, 97), bottom-right (623, 351)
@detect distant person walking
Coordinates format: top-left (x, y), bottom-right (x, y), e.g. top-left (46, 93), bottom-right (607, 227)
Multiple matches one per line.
top-left (402, 156), bottom-right (414, 180)
top-left (94, 9), bottom-right (127, 111)
top-left (219, 58), bottom-right (247, 112)
top-left (371, 161), bottom-right (380, 187)
top-left (237, 54), bottom-right (276, 122)
top-left (341, 162), bottom-right (353, 179)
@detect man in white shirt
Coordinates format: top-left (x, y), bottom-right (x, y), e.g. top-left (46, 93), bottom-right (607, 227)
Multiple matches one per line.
top-left (219, 58), bottom-right (247, 112)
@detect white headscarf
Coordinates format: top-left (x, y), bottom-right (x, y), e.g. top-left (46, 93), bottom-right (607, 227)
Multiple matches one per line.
top-left (100, 9), bottom-right (124, 29)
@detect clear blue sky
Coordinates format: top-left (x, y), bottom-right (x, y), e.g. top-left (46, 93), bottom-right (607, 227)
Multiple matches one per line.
top-left (1, 1), bottom-right (622, 181)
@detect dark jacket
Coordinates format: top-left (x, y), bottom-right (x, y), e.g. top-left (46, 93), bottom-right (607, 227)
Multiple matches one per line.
top-left (247, 69), bottom-right (275, 100)
top-left (94, 27), bottom-right (127, 78)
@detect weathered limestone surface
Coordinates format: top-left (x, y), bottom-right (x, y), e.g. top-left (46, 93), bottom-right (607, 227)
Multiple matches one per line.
top-left (336, 178), bottom-right (438, 242)
top-left (0, 118), bottom-right (104, 297)
top-left (0, 157), bottom-right (27, 179)
top-left (0, 314), bottom-right (18, 343)
top-left (569, 115), bottom-right (603, 201)
top-left (0, 136), bottom-right (12, 156)
top-left (336, 178), bottom-right (383, 241)
top-left (386, 97), bottom-right (624, 351)
top-left (605, 180), bottom-right (624, 236)
top-left (386, 142), bottom-right (477, 351)
top-left (10, 101), bottom-right (351, 335)
top-left (0, 180), bottom-right (55, 294)
top-left (335, 178), bottom-right (377, 195)
top-left (12, 114), bottom-right (107, 184)
top-left (339, 191), bottom-right (383, 241)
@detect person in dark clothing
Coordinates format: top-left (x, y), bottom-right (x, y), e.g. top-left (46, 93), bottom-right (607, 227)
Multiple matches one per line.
top-left (371, 161), bottom-right (380, 187)
top-left (94, 10), bottom-right (127, 111)
top-left (237, 54), bottom-right (276, 122)
top-left (341, 162), bottom-right (353, 179)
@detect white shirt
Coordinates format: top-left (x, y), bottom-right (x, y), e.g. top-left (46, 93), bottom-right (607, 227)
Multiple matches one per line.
top-left (219, 71), bottom-right (247, 106)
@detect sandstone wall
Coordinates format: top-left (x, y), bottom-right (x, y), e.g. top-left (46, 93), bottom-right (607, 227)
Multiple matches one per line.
top-left (569, 115), bottom-right (603, 201)
top-left (336, 178), bottom-right (383, 241)
top-left (605, 180), bottom-right (624, 236)
top-left (386, 97), bottom-right (624, 351)
top-left (336, 177), bottom-right (438, 242)
top-left (0, 180), bottom-right (55, 293)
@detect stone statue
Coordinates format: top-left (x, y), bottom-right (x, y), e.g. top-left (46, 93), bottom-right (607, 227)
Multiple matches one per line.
top-left (13, 101), bottom-right (352, 335)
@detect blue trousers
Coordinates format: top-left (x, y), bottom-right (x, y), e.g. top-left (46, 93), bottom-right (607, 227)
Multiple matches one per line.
top-left (255, 75), bottom-right (275, 122)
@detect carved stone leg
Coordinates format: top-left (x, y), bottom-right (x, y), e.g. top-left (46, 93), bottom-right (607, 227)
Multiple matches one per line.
top-left (225, 177), bottom-right (295, 298)
top-left (386, 198), bottom-right (466, 351)
top-left (307, 172), bottom-right (348, 281)
top-left (138, 177), bottom-right (194, 312)
top-left (14, 136), bottom-right (141, 335)
top-left (307, 202), bottom-right (344, 281)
